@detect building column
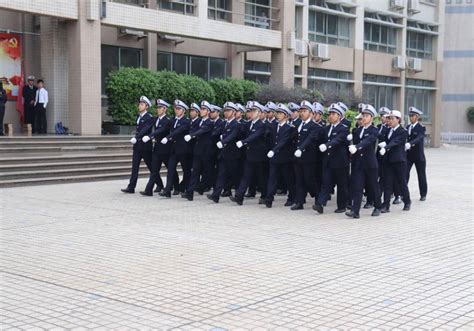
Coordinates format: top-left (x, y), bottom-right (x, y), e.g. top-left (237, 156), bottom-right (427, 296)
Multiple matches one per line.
top-left (353, 1), bottom-right (365, 98)
top-left (431, 2), bottom-right (445, 147)
top-left (300, 0), bottom-right (309, 88)
top-left (40, 16), bottom-right (69, 133)
top-left (398, 10), bottom-right (408, 114)
top-left (228, 0), bottom-right (245, 79)
top-left (270, 0), bottom-right (295, 87)
top-left (145, 0), bottom-right (157, 71)
top-left (66, 0), bottom-right (101, 135)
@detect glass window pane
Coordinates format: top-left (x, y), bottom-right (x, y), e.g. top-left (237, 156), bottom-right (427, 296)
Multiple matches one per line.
top-left (327, 15), bottom-right (337, 36)
top-left (190, 56), bottom-right (209, 80)
top-left (120, 48), bottom-right (142, 68)
top-left (173, 53), bottom-right (188, 74)
top-left (316, 12), bottom-right (325, 33)
top-left (157, 52), bottom-right (171, 71)
top-left (371, 24), bottom-right (380, 43)
top-left (101, 45), bottom-right (119, 94)
top-left (210, 58), bottom-right (226, 79)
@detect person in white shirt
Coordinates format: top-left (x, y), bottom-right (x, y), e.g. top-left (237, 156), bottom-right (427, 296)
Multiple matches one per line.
top-left (34, 79), bottom-right (49, 134)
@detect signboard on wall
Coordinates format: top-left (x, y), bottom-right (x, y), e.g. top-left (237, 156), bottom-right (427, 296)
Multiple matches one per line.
top-left (0, 33), bottom-right (23, 101)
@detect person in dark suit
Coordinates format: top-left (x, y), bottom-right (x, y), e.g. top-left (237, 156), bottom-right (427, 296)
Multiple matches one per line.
top-left (313, 104), bottom-right (350, 214)
top-left (292, 101), bottom-right (323, 210)
top-left (313, 102), bottom-right (326, 127)
top-left (159, 100), bottom-right (191, 198)
top-left (139, 99), bottom-right (173, 196)
top-left (264, 104), bottom-right (296, 208)
top-left (182, 101), bottom-right (215, 201)
top-left (0, 82), bottom-right (6, 136)
top-left (406, 107), bottom-right (428, 201)
top-left (22, 76), bottom-right (37, 127)
top-left (376, 107), bottom-right (391, 201)
top-left (346, 105), bottom-right (382, 218)
top-left (209, 105), bottom-right (224, 189)
top-left (230, 102), bottom-right (269, 205)
top-left (312, 102), bottom-right (326, 201)
top-left (288, 102), bottom-right (302, 127)
top-left (337, 102), bottom-right (352, 128)
top-left (231, 103), bottom-right (247, 195)
top-left (378, 110), bottom-right (411, 212)
top-left (208, 102), bottom-right (242, 203)
top-left (121, 96), bottom-right (154, 193)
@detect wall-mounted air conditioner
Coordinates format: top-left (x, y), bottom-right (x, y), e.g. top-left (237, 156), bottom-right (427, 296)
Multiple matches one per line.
top-left (295, 40), bottom-right (308, 58)
top-left (390, 0), bottom-right (405, 10)
top-left (408, 0), bottom-right (420, 14)
top-left (393, 55), bottom-right (406, 70)
top-left (311, 43), bottom-right (330, 61)
top-left (408, 58), bottom-right (422, 72)
top-left (119, 28), bottom-right (147, 39)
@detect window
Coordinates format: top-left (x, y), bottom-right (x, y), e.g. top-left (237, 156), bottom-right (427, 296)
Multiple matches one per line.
top-left (101, 45), bottom-right (143, 94)
top-left (364, 22), bottom-right (397, 54)
top-left (405, 79), bottom-right (434, 122)
top-left (363, 75), bottom-right (399, 110)
top-left (407, 31), bottom-right (433, 59)
top-left (158, 0), bottom-right (195, 15)
top-left (244, 61), bottom-right (271, 84)
top-left (245, 0), bottom-right (271, 29)
top-left (308, 11), bottom-right (351, 47)
top-left (208, 0), bottom-right (231, 21)
top-left (308, 68), bottom-right (353, 95)
top-left (157, 52), bottom-right (227, 80)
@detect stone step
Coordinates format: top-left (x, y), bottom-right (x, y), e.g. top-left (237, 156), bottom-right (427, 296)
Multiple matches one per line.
top-left (0, 159), bottom-right (134, 172)
top-left (0, 135), bottom-right (130, 142)
top-left (0, 153), bottom-right (131, 165)
top-left (0, 144), bottom-right (132, 154)
top-left (0, 140), bottom-right (132, 147)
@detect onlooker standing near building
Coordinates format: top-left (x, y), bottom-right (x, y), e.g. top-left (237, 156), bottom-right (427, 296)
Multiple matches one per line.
top-left (34, 79), bottom-right (48, 134)
top-left (22, 76), bottom-right (37, 127)
top-left (0, 82), bottom-right (7, 136)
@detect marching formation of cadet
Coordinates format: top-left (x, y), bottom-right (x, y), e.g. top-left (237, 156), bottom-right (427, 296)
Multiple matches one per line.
top-left (121, 96), bottom-right (428, 219)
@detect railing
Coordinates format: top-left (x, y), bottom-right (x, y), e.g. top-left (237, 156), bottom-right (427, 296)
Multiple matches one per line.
top-left (441, 132), bottom-right (474, 144)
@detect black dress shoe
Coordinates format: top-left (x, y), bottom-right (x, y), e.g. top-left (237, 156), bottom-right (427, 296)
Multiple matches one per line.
top-left (154, 187), bottom-right (163, 193)
top-left (284, 200), bottom-right (294, 207)
top-left (244, 193), bottom-right (256, 198)
top-left (420, 196), bottom-right (426, 201)
top-left (345, 211), bottom-right (360, 219)
top-left (276, 189), bottom-right (284, 195)
top-left (185, 193), bottom-right (193, 201)
top-left (312, 204), bottom-right (323, 214)
top-left (380, 207), bottom-right (390, 213)
top-left (334, 208), bottom-right (346, 213)
top-left (371, 208), bottom-right (381, 216)
top-left (139, 191), bottom-right (152, 196)
top-left (392, 196), bottom-right (402, 205)
top-left (172, 190), bottom-right (180, 196)
top-left (290, 203), bottom-right (303, 211)
top-left (180, 193), bottom-right (188, 199)
top-left (258, 198), bottom-right (265, 205)
top-left (265, 200), bottom-right (272, 208)
top-left (221, 190), bottom-right (232, 197)
top-left (207, 194), bottom-right (219, 203)
top-left (403, 203), bottom-right (411, 211)
top-left (363, 202), bottom-right (374, 209)
top-left (159, 190), bottom-right (171, 198)
top-left (229, 196), bottom-right (243, 205)
top-left (121, 188), bottom-right (135, 194)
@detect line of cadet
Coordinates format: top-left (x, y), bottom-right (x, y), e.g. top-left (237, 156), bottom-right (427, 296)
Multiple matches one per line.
top-left (121, 95), bottom-right (427, 219)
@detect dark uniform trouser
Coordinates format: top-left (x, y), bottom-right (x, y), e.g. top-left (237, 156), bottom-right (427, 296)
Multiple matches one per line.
top-left (212, 159), bottom-right (239, 199)
top-left (164, 153), bottom-right (190, 192)
top-left (144, 150), bottom-right (178, 194)
top-left (314, 159), bottom-right (323, 201)
top-left (187, 155), bottom-right (212, 194)
top-left (235, 160), bottom-right (268, 199)
top-left (0, 106), bottom-right (4, 135)
top-left (407, 159), bottom-right (427, 197)
top-left (317, 166), bottom-right (349, 210)
top-left (383, 162), bottom-right (411, 208)
top-left (34, 103), bottom-right (47, 134)
top-left (128, 147), bottom-right (152, 189)
top-left (294, 162), bottom-right (316, 204)
top-left (24, 103), bottom-right (35, 125)
top-left (350, 167), bottom-right (381, 215)
top-left (266, 162), bottom-right (295, 202)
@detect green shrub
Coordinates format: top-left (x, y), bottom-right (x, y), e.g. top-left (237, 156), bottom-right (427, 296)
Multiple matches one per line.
top-left (180, 74), bottom-right (216, 105)
top-left (240, 79), bottom-right (261, 102)
top-left (467, 107), bottom-right (474, 123)
top-left (255, 83), bottom-right (322, 104)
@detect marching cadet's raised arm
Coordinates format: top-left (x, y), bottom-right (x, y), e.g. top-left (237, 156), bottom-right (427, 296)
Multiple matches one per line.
top-left (147, 99), bottom-right (171, 141)
top-left (270, 122), bottom-right (292, 156)
top-left (241, 120), bottom-right (265, 146)
top-left (384, 126), bottom-right (407, 152)
top-left (165, 117), bottom-right (190, 142)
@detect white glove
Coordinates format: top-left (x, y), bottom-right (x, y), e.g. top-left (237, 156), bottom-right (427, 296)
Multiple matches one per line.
top-left (346, 134), bottom-right (353, 141)
top-left (236, 141), bottom-right (243, 148)
top-left (348, 145), bottom-right (357, 155)
top-left (160, 137), bottom-right (168, 144)
top-left (378, 141), bottom-right (387, 148)
top-left (405, 142), bottom-right (411, 151)
top-left (184, 135), bottom-right (191, 142)
top-left (220, 135), bottom-right (223, 140)
top-left (142, 136), bottom-right (150, 143)
top-left (294, 149), bottom-right (302, 158)
top-left (216, 141), bottom-right (223, 149)
top-left (130, 137), bottom-right (137, 144)
top-left (379, 148), bottom-right (386, 156)
top-left (319, 144), bottom-right (327, 152)
top-left (267, 150), bottom-right (275, 158)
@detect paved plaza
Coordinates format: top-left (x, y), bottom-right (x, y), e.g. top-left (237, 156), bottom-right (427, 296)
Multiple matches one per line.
top-left (1, 145), bottom-right (473, 330)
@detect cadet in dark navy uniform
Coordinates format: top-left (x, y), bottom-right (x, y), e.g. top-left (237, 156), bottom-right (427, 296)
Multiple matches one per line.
top-left (292, 101), bottom-right (323, 210)
top-left (313, 102), bottom-right (326, 127)
top-left (313, 104), bottom-right (350, 214)
top-left (405, 106), bottom-right (427, 201)
top-left (288, 102), bottom-right (302, 127)
top-left (264, 104), bottom-right (296, 208)
top-left (230, 102), bottom-right (269, 205)
top-left (121, 96), bottom-right (154, 193)
top-left (346, 105), bottom-right (382, 218)
top-left (209, 105), bottom-right (224, 189)
top-left (378, 110), bottom-right (411, 212)
top-left (139, 99), bottom-right (173, 196)
top-left (337, 102), bottom-right (352, 127)
top-left (182, 101), bottom-right (215, 201)
top-left (159, 100), bottom-right (191, 198)
top-left (312, 102), bottom-right (326, 201)
top-left (208, 102), bottom-right (242, 203)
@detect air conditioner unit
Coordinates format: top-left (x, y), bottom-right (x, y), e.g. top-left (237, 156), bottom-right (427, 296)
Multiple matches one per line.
top-left (295, 40), bottom-right (308, 58)
top-left (390, 0), bottom-right (405, 10)
top-left (408, 0), bottom-right (420, 14)
top-left (311, 44), bottom-right (330, 61)
top-left (393, 55), bottom-right (406, 70)
top-left (119, 28), bottom-right (147, 39)
top-left (408, 58), bottom-right (422, 72)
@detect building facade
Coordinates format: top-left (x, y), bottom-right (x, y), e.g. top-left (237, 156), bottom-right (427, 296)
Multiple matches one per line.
top-left (0, 0), bottom-right (444, 146)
